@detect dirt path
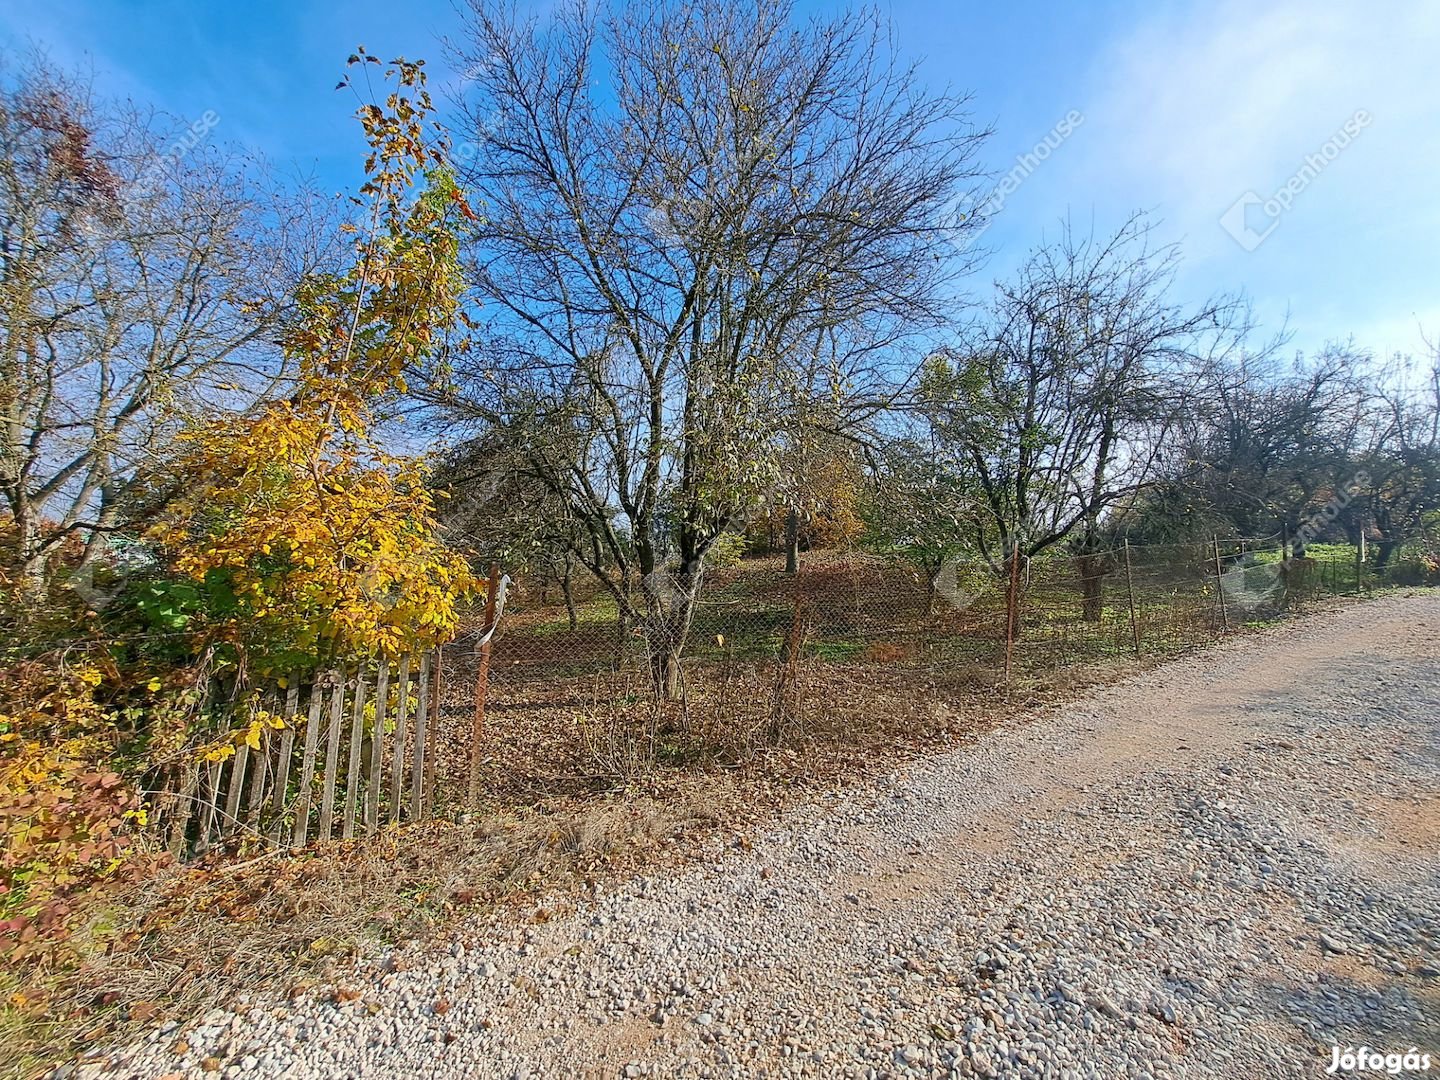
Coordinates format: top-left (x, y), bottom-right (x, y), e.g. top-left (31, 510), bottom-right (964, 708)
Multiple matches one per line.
top-left (99, 592), bottom-right (1440, 1079)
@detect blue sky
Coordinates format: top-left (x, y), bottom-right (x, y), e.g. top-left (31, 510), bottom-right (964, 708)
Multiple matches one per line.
top-left (5, 0), bottom-right (1437, 363)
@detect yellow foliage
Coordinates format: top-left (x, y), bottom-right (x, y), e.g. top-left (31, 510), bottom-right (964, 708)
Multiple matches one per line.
top-left (805, 454), bottom-right (866, 548)
top-left (0, 667), bottom-right (140, 956)
top-left (750, 449), bottom-right (866, 551)
top-left (156, 408), bottom-right (478, 661)
top-left (150, 57), bottom-right (481, 667)
top-left (194, 709), bottom-right (289, 763)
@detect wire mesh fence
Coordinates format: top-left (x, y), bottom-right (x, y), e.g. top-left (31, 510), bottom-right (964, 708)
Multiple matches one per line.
top-left (460, 536), bottom-right (1437, 740)
top-left (29, 534), bottom-right (1424, 858)
top-left (79, 535), bottom-right (1438, 849)
top-left (88, 534), bottom-right (1433, 854)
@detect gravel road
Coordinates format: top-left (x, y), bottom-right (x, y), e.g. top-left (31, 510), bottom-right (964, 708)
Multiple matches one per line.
top-left (95, 592), bottom-right (1440, 1079)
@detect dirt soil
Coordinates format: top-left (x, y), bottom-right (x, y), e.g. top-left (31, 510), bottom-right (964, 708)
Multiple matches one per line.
top-left (90, 590), bottom-right (1440, 1079)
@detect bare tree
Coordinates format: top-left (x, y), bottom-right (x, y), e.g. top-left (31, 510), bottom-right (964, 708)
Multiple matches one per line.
top-left (0, 54), bottom-right (323, 588)
top-left (1356, 349), bottom-right (1440, 563)
top-left (922, 214), bottom-right (1245, 618)
top-left (437, 0), bottom-right (986, 695)
top-left (1170, 346), bottom-right (1370, 547)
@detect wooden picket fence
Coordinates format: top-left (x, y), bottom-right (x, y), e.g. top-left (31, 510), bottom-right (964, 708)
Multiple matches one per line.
top-left (152, 649), bottom-right (446, 859)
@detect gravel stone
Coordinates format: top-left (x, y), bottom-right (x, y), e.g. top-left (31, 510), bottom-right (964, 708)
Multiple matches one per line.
top-left (89, 593), bottom-right (1440, 1079)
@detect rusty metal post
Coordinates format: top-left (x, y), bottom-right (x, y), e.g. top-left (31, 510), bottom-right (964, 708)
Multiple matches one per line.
top-left (467, 563), bottom-right (501, 809)
top-left (1003, 542), bottom-right (1021, 685)
top-left (1212, 537), bottom-right (1229, 633)
top-left (1123, 538), bottom-right (1141, 659)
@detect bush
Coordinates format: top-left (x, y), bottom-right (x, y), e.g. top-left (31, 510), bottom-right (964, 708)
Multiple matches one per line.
top-left (1386, 552), bottom-right (1440, 586)
top-left (0, 664), bottom-right (149, 960)
top-left (704, 531), bottom-right (748, 570)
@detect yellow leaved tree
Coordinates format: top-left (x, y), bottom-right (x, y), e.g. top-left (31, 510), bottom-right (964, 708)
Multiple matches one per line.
top-left (153, 50), bottom-right (480, 670)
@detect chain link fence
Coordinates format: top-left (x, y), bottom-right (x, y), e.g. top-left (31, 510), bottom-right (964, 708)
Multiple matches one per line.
top-left (406, 535), bottom-right (1440, 804)
top-left (453, 537), bottom-right (1437, 736)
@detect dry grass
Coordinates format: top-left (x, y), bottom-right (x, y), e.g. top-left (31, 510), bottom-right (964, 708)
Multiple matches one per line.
top-left (0, 589), bottom-right (1298, 1080)
top-left (2, 797), bottom-right (713, 1080)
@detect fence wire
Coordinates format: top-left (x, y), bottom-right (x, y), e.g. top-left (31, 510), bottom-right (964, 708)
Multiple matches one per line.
top-left (460, 537), bottom-right (1436, 714)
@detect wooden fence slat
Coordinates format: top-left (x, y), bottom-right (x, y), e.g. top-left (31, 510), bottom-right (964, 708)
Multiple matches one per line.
top-left (226, 684), bottom-right (270, 835)
top-left (251, 681), bottom-right (296, 831)
top-left (223, 743), bottom-right (248, 836)
top-left (153, 767), bottom-right (180, 855)
top-left (410, 652), bottom-right (431, 820)
top-left (318, 667), bottom-right (347, 840)
top-left (270, 677), bottom-right (300, 844)
top-left (342, 666), bottom-right (369, 839)
top-left (292, 678), bottom-right (327, 847)
top-left (196, 759), bottom-right (222, 854)
top-left (168, 763), bottom-right (198, 858)
top-left (389, 656), bottom-right (411, 823)
top-left (424, 647), bottom-right (441, 816)
top-left (365, 663), bottom-right (390, 833)
top-left (171, 678), bottom-right (218, 858)
top-left (244, 694), bottom-right (268, 834)
top-left (243, 734), bottom-right (267, 834)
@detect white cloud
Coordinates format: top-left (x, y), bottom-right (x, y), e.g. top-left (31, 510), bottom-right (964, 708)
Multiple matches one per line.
top-left (1030, 0), bottom-right (1440, 358)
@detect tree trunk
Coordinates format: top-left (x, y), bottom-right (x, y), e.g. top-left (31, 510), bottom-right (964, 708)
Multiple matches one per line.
top-left (15, 506), bottom-right (46, 598)
top-left (651, 647), bottom-right (683, 700)
top-left (1076, 552), bottom-right (1105, 623)
top-left (784, 506), bottom-right (799, 575)
top-left (641, 561), bottom-right (702, 702)
top-left (1374, 537), bottom-right (1400, 568)
top-left (562, 555), bottom-right (578, 629)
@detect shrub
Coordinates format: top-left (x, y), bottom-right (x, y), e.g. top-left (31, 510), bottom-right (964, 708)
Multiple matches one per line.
top-left (0, 665), bottom-right (148, 960)
top-left (1387, 552), bottom-right (1440, 586)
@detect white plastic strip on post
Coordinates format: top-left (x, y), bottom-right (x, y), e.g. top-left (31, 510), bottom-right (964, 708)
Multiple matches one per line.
top-left (473, 574), bottom-right (512, 647)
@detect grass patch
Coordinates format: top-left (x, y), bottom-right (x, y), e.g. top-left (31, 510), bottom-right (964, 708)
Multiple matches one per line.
top-left (813, 639), bottom-right (866, 662)
top-left (513, 594), bottom-right (621, 636)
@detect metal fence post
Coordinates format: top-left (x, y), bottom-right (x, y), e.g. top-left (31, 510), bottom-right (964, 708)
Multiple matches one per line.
top-left (1212, 537), bottom-right (1229, 633)
top-left (468, 562), bottom-right (501, 810)
top-left (1123, 538), bottom-right (1141, 658)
